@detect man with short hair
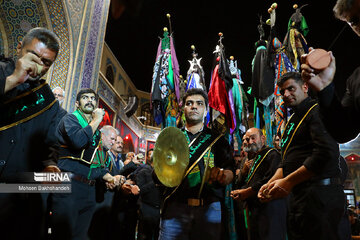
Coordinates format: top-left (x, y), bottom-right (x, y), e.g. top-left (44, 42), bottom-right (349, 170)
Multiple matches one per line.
top-left (231, 127), bottom-right (287, 240)
top-left (258, 72), bottom-right (347, 239)
top-left (272, 135), bottom-right (281, 151)
top-left (301, 0), bottom-right (360, 143)
top-left (52, 86), bottom-right (65, 106)
top-left (0, 27), bottom-right (61, 239)
top-left (136, 154), bottom-right (161, 240)
top-left (100, 125), bottom-right (117, 151)
top-left (158, 88), bottom-right (234, 240)
top-left (89, 125), bottom-right (125, 240)
top-left (51, 86), bottom-right (67, 123)
top-left (146, 148), bottom-right (154, 165)
top-left (109, 135), bottom-right (125, 171)
top-left (51, 88), bottom-right (121, 239)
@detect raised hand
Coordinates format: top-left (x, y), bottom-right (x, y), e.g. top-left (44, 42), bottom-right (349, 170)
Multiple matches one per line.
top-left (301, 49), bottom-right (336, 92)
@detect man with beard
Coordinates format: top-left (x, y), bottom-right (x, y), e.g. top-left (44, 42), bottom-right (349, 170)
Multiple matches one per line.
top-left (231, 128), bottom-right (287, 240)
top-left (51, 88), bottom-right (121, 239)
top-left (158, 88), bottom-right (234, 240)
top-left (52, 86), bottom-right (65, 106)
top-left (258, 72), bottom-right (347, 239)
top-left (0, 27), bottom-right (61, 239)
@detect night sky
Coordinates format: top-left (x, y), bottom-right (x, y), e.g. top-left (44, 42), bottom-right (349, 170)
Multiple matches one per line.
top-left (105, 0), bottom-right (360, 100)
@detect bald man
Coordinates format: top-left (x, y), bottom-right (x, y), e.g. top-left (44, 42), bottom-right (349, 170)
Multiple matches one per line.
top-left (231, 128), bottom-right (286, 240)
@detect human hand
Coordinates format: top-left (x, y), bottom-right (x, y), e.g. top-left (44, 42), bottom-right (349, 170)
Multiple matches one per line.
top-left (208, 167), bottom-right (228, 185)
top-left (242, 159), bottom-right (253, 174)
top-left (92, 108), bottom-right (105, 122)
top-left (265, 178), bottom-right (291, 200)
top-left (105, 181), bottom-right (116, 190)
top-left (113, 175), bottom-right (126, 186)
top-left (301, 48), bottom-right (336, 92)
top-left (43, 165), bottom-right (61, 173)
top-left (102, 173), bottom-right (116, 189)
top-left (130, 184), bottom-right (140, 195)
top-left (14, 52), bottom-right (44, 82)
top-left (41, 165), bottom-right (61, 184)
top-left (121, 179), bottom-right (136, 195)
top-left (231, 189), bottom-right (244, 201)
top-left (258, 183), bottom-right (272, 203)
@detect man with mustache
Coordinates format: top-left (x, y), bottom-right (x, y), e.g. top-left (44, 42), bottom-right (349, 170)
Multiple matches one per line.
top-left (158, 88), bottom-right (234, 240)
top-left (51, 88), bottom-right (121, 239)
top-left (258, 72), bottom-right (347, 239)
top-left (0, 27), bottom-right (61, 239)
top-left (231, 128), bottom-right (286, 240)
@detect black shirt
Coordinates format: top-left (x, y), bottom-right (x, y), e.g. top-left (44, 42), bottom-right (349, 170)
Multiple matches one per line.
top-left (136, 164), bottom-right (161, 208)
top-left (0, 57), bottom-right (60, 182)
top-left (56, 113), bottom-right (109, 180)
top-left (318, 66), bottom-right (360, 143)
top-left (168, 127), bottom-right (234, 201)
top-left (240, 147), bottom-right (281, 193)
top-left (279, 97), bottom-right (340, 180)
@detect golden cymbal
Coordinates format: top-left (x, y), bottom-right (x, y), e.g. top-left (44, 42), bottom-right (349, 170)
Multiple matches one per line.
top-left (153, 126), bottom-right (189, 187)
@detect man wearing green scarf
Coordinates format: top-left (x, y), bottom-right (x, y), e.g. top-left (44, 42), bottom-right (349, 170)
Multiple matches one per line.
top-left (231, 128), bottom-right (286, 240)
top-left (51, 88), bottom-right (121, 239)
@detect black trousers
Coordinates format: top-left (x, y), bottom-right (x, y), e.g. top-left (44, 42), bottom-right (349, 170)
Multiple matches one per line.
top-left (50, 180), bottom-right (96, 240)
top-left (0, 192), bottom-right (47, 239)
top-left (287, 183), bottom-right (346, 240)
top-left (137, 202), bottom-right (160, 240)
top-left (248, 198), bottom-right (287, 240)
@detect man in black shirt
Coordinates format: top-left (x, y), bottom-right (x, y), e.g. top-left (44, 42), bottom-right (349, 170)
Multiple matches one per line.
top-left (231, 127), bottom-right (287, 240)
top-left (0, 27), bottom-right (61, 239)
top-left (258, 72), bottom-right (347, 239)
top-left (301, 0), bottom-right (360, 143)
top-left (158, 88), bottom-right (234, 240)
top-left (51, 88), bottom-right (121, 239)
top-left (136, 152), bottom-right (161, 240)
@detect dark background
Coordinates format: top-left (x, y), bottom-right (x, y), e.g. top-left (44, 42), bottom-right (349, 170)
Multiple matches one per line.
top-left (105, 0), bottom-right (360, 101)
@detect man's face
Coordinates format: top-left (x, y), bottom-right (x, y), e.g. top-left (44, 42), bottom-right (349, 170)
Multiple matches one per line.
top-left (274, 135), bottom-right (281, 150)
top-left (76, 93), bottom-right (97, 114)
top-left (53, 88), bottom-right (64, 102)
top-left (102, 129), bottom-right (117, 150)
top-left (111, 136), bottom-right (124, 154)
top-left (234, 155), bottom-right (241, 164)
top-left (147, 150), bottom-right (153, 162)
top-left (340, 0), bottom-right (360, 36)
top-left (243, 128), bottom-right (264, 153)
top-left (279, 79), bottom-right (308, 107)
top-left (18, 38), bottom-right (56, 79)
top-left (184, 94), bottom-right (206, 124)
top-left (126, 152), bottom-right (135, 160)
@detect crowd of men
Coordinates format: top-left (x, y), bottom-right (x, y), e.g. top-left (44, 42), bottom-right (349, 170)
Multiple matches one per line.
top-left (1, 0), bottom-right (360, 239)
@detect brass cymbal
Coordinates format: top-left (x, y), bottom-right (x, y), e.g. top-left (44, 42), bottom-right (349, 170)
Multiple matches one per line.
top-left (153, 126), bottom-right (189, 187)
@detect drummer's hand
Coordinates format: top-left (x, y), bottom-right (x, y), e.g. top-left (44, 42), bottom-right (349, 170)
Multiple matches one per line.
top-left (208, 167), bottom-right (233, 185)
top-left (300, 49), bottom-right (336, 92)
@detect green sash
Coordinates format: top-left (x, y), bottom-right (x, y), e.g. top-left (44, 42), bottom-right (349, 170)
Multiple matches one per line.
top-left (163, 128), bottom-right (223, 205)
top-left (245, 148), bottom-right (275, 183)
top-left (0, 82), bottom-right (56, 131)
top-left (71, 110), bottom-right (110, 179)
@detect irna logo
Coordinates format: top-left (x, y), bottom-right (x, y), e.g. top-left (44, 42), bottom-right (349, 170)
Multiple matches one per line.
top-left (34, 172), bottom-right (71, 182)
